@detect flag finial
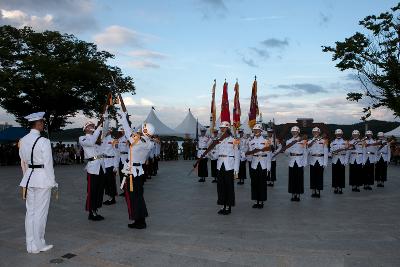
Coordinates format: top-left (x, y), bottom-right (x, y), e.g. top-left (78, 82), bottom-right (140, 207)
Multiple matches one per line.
top-left (254, 75), bottom-right (257, 81)
top-left (236, 78), bottom-right (238, 83)
top-left (214, 79), bottom-right (216, 83)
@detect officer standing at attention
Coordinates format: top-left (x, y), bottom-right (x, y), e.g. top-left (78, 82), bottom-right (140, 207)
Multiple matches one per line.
top-left (19, 112), bottom-right (57, 254)
top-left (197, 128), bottom-right (211, 182)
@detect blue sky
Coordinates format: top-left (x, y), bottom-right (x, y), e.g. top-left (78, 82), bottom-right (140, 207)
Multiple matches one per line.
top-left (0, 0), bottom-right (399, 128)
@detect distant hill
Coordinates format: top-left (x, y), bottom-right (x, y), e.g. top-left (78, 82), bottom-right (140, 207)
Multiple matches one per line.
top-left (50, 120), bottom-right (400, 142)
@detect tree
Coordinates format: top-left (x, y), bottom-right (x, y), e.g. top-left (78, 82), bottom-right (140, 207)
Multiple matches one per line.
top-left (0, 25), bottom-right (135, 135)
top-left (322, 3), bottom-right (400, 120)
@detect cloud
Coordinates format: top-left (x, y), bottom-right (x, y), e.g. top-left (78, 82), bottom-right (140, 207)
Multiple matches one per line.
top-left (128, 60), bottom-right (160, 69)
top-left (94, 25), bottom-right (145, 49)
top-left (197, 0), bottom-right (228, 19)
top-left (250, 47), bottom-right (269, 59)
top-left (0, 1), bottom-right (97, 33)
top-left (128, 50), bottom-right (168, 59)
top-left (241, 57), bottom-right (258, 68)
top-left (276, 83), bottom-right (327, 94)
top-left (1, 9), bottom-right (53, 30)
top-left (261, 38), bottom-right (289, 48)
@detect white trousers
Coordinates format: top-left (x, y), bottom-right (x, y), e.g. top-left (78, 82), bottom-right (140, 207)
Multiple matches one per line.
top-left (25, 187), bottom-right (51, 252)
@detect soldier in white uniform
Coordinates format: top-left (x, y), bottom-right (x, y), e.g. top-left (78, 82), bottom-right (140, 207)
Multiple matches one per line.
top-left (237, 128), bottom-right (248, 185)
top-left (101, 127), bottom-right (119, 205)
top-left (247, 124), bottom-right (271, 208)
top-left (117, 110), bottom-right (154, 229)
top-left (209, 129), bottom-right (219, 183)
top-left (215, 121), bottom-right (240, 215)
top-left (330, 129), bottom-right (347, 194)
top-left (116, 126), bottom-right (129, 196)
top-left (363, 130), bottom-right (377, 190)
top-left (347, 130), bottom-right (364, 192)
top-left (375, 132), bottom-right (390, 187)
top-left (197, 128), bottom-right (211, 182)
top-left (285, 126), bottom-right (307, 202)
top-left (19, 112), bottom-right (57, 254)
top-left (307, 127), bottom-right (328, 198)
top-left (266, 128), bottom-right (281, 187)
top-left (79, 118), bottom-right (106, 221)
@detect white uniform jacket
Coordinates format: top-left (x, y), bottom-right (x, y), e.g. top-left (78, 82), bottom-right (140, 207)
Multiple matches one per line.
top-left (215, 136), bottom-right (240, 172)
top-left (376, 140), bottom-right (391, 163)
top-left (307, 138), bottom-right (328, 167)
top-left (19, 129), bottom-right (56, 188)
top-left (347, 139), bottom-right (364, 165)
top-left (101, 135), bottom-right (119, 169)
top-left (197, 136), bottom-right (211, 158)
top-left (285, 137), bottom-right (308, 167)
top-left (363, 138), bottom-right (378, 164)
top-left (248, 135), bottom-right (271, 170)
top-left (330, 138), bottom-right (348, 165)
top-left (79, 126), bottom-right (106, 175)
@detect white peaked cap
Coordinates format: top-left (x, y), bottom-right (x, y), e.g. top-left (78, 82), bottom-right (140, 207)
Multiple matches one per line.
top-left (291, 126), bottom-right (300, 132)
top-left (335, 129), bottom-right (343, 135)
top-left (253, 124), bottom-right (262, 130)
top-left (24, 112), bottom-right (45, 122)
top-left (83, 121), bottom-right (95, 131)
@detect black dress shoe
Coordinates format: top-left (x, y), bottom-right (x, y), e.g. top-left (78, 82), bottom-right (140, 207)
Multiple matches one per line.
top-left (296, 197), bottom-right (301, 202)
top-left (212, 179), bottom-right (217, 183)
top-left (367, 186), bottom-right (372, 190)
top-left (95, 214), bottom-right (105, 220)
top-left (218, 208), bottom-right (226, 215)
top-left (258, 203), bottom-right (264, 209)
top-left (290, 197), bottom-right (295, 202)
top-left (224, 209), bottom-right (231, 215)
top-left (316, 193), bottom-right (321, 198)
top-left (103, 198), bottom-right (116, 205)
top-left (119, 192), bottom-right (125, 197)
top-left (198, 178), bottom-right (205, 182)
top-left (270, 183), bottom-right (274, 187)
top-left (339, 190), bottom-right (343, 194)
top-left (88, 213), bottom-right (102, 221)
top-left (128, 221), bottom-right (147, 229)
top-left (252, 203), bottom-right (259, 208)
top-left (311, 193), bottom-right (316, 198)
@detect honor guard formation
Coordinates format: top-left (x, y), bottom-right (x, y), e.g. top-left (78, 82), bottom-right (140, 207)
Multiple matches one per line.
top-left (17, 108), bottom-right (394, 253)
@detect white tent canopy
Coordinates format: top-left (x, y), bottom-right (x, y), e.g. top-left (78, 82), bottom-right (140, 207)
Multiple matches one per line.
top-left (384, 125), bottom-right (400, 138)
top-left (174, 109), bottom-right (205, 138)
top-left (136, 108), bottom-right (178, 136)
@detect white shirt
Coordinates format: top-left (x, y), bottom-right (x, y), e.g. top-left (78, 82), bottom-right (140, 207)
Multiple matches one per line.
top-left (330, 138), bottom-right (348, 165)
top-left (248, 135), bottom-right (271, 170)
top-left (19, 129), bottom-right (56, 188)
top-left (376, 140), bottom-right (391, 162)
top-left (307, 137), bottom-right (328, 167)
top-left (285, 137), bottom-right (308, 167)
top-left (363, 138), bottom-right (378, 164)
top-left (347, 138), bottom-right (364, 165)
top-left (101, 135), bottom-right (119, 169)
top-left (215, 136), bottom-right (240, 172)
top-left (116, 135), bottom-right (129, 163)
top-left (79, 127), bottom-right (106, 175)
top-left (197, 135), bottom-right (211, 158)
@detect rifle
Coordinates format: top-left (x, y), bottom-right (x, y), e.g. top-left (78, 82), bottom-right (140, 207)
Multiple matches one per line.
top-left (271, 135), bottom-right (306, 159)
top-left (188, 130), bottom-right (230, 175)
top-left (307, 137), bottom-right (323, 149)
top-left (118, 93), bottom-right (132, 127)
top-left (95, 93), bottom-right (112, 144)
top-left (245, 140), bottom-right (271, 156)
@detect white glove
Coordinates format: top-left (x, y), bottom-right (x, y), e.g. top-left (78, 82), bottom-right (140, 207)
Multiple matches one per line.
top-left (234, 171), bottom-right (239, 178)
top-left (113, 167), bottom-right (118, 173)
top-left (53, 182), bottom-right (59, 188)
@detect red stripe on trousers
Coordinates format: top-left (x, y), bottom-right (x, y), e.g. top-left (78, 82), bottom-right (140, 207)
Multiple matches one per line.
top-left (86, 173), bottom-right (91, 211)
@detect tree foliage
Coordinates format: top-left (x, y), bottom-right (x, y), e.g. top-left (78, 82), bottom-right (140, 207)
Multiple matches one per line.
top-left (322, 3), bottom-right (400, 120)
top-left (0, 25), bottom-right (135, 134)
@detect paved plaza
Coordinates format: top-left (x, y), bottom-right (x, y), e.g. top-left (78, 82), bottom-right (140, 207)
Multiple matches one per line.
top-left (1, 156), bottom-right (400, 267)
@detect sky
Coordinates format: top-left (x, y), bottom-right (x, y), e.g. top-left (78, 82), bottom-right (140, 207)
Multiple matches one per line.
top-left (0, 0), bottom-right (399, 129)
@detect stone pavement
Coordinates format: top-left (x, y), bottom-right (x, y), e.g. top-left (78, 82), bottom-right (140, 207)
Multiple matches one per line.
top-left (1, 156), bottom-right (400, 267)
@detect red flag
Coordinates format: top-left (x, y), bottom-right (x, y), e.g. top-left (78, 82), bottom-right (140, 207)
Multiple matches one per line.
top-left (220, 81), bottom-right (230, 123)
top-left (248, 78), bottom-right (259, 129)
top-left (210, 80), bottom-right (217, 133)
top-left (233, 80), bottom-right (241, 130)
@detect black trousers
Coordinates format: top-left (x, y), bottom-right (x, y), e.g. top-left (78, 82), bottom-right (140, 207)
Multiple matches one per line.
top-left (104, 166), bottom-right (117, 198)
top-left (239, 161), bottom-right (247, 180)
top-left (349, 162), bottom-right (362, 186)
top-left (124, 174), bottom-right (148, 221)
top-left (310, 161), bottom-right (323, 190)
top-left (217, 164), bottom-right (235, 206)
top-left (363, 159), bottom-right (375, 185)
top-left (210, 159), bottom-right (218, 178)
top-left (85, 168), bottom-right (105, 212)
top-left (267, 161), bottom-right (276, 182)
top-left (119, 160), bottom-right (126, 184)
top-left (288, 162), bottom-right (304, 194)
top-left (375, 157), bottom-right (387, 182)
top-left (251, 163), bottom-right (267, 201)
top-left (332, 159), bottom-right (345, 188)
top-left (198, 158), bottom-right (208, 177)
top-left (153, 157), bottom-right (159, 175)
